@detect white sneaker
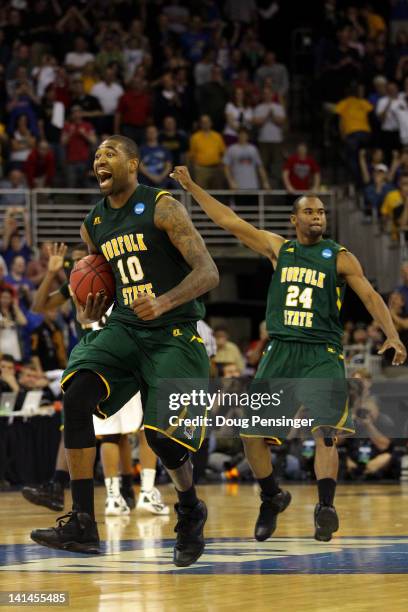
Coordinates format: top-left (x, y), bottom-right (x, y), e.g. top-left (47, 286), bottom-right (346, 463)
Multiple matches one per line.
top-left (136, 487), bottom-right (170, 515)
top-left (105, 494), bottom-right (130, 516)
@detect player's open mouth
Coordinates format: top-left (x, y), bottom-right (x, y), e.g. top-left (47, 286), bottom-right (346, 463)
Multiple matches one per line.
top-left (97, 170), bottom-right (113, 188)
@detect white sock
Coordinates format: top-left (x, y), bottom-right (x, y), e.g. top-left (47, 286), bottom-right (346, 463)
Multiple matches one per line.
top-left (105, 476), bottom-right (120, 497)
top-left (141, 468), bottom-right (156, 492)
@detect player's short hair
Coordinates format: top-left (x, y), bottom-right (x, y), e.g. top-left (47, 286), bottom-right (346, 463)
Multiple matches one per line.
top-left (104, 135), bottom-right (139, 160)
top-left (292, 194), bottom-right (320, 213)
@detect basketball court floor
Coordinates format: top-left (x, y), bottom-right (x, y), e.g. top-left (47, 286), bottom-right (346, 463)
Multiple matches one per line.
top-left (0, 483), bottom-right (407, 611)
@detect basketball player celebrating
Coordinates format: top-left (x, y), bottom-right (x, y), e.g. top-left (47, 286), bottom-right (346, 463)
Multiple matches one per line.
top-left (23, 243), bottom-right (169, 517)
top-left (170, 165), bottom-right (406, 542)
top-left (30, 137), bottom-right (218, 566)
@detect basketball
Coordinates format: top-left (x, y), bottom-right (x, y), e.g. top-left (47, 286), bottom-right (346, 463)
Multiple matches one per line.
top-left (70, 254), bottom-right (115, 307)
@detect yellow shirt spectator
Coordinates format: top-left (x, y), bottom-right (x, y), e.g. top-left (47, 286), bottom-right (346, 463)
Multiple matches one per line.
top-left (334, 97), bottom-right (373, 136)
top-left (189, 130), bottom-right (226, 166)
top-left (381, 189), bottom-right (402, 218)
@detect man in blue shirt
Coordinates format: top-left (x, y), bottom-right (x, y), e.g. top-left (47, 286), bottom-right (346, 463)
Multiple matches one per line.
top-left (139, 125), bottom-right (174, 188)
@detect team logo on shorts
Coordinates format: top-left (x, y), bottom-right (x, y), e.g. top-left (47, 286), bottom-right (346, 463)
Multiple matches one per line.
top-left (321, 248), bottom-right (333, 259)
top-left (134, 203), bottom-right (145, 215)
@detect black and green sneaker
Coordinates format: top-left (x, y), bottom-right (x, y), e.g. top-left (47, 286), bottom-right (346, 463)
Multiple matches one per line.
top-left (30, 511), bottom-right (100, 554)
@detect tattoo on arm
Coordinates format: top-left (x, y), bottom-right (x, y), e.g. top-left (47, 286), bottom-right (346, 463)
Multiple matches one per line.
top-left (154, 197), bottom-right (219, 308)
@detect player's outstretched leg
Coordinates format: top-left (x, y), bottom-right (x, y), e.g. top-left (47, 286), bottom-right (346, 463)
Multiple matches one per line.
top-left (22, 433), bottom-right (69, 511)
top-left (242, 437), bottom-right (291, 541)
top-left (101, 434), bottom-right (130, 516)
top-left (313, 433), bottom-right (339, 542)
top-left (30, 371), bottom-right (106, 554)
top-left (136, 430), bottom-right (169, 516)
top-left (145, 428), bottom-right (207, 567)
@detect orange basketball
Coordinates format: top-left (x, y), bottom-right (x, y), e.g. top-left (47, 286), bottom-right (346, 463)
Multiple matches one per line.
top-left (70, 254), bottom-right (115, 308)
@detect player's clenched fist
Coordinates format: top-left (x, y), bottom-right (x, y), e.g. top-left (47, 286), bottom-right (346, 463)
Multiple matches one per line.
top-left (169, 166), bottom-right (194, 191)
top-left (131, 295), bottom-right (169, 320)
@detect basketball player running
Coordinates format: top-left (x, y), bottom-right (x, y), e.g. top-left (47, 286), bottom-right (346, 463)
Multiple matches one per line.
top-left (170, 165), bottom-right (406, 542)
top-left (30, 137), bottom-right (218, 566)
top-left (23, 243), bottom-right (169, 517)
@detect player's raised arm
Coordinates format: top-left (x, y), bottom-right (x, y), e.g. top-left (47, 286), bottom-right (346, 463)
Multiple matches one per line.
top-left (170, 165), bottom-right (285, 262)
top-left (132, 196), bottom-right (219, 321)
top-left (32, 243), bottom-right (68, 313)
top-left (337, 250), bottom-right (407, 365)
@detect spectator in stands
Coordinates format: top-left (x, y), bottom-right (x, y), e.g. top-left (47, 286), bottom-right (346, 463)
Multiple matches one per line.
top-left (329, 82), bottom-right (373, 184)
top-left (0, 169), bottom-right (27, 207)
top-left (95, 35), bottom-right (124, 76)
top-left (223, 87), bottom-right (254, 146)
top-left (159, 116), bottom-right (188, 165)
top-left (24, 140), bottom-right (55, 188)
top-left (197, 65), bottom-right (230, 133)
top-left (27, 241), bottom-right (66, 290)
top-left (391, 148), bottom-right (408, 185)
top-left (189, 114), bottom-right (226, 189)
top-left (0, 287), bottom-right (27, 361)
top-left (368, 75), bottom-right (387, 107)
top-left (381, 172), bottom-right (408, 237)
top-left (388, 291), bottom-right (408, 354)
top-left (246, 320), bottom-right (269, 371)
top-left (153, 72), bottom-right (182, 128)
top-left (163, 0), bottom-right (190, 34)
top-left (31, 309), bottom-right (67, 372)
top-left (253, 86), bottom-right (286, 186)
top-left (9, 113), bottom-right (36, 171)
top-left (255, 51), bottom-right (289, 98)
top-left (376, 81), bottom-right (401, 162)
top-left (393, 92), bottom-right (408, 148)
top-left (0, 259), bottom-right (14, 295)
top-left (38, 84), bottom-right (65, 179)
top-left (4, 255), bottom-right (34, 308)
top-left (395, 261), bottom-right (408, 315)
top-left (123, 35), bottom-right (148, 83)
top-left (282, 143), bottom-right (321, 195)
top-left (194, 49), bottom-right (215, 87)
top-left (6, 69), bottom-right (40, 137)
top-left (1, 207), bottom-right (32, 268)
top-left (224, 127), bottom-right (270, 190)
top-left (214, 326), bottom-right (245, 374)
top-left (139, 125), bottom-right (173, 188)
top-left (344, 369), bottom-right (398, 480)
top-left (69, 78), bottom-right (103, 134)
top-left (359, 151), bottom-right (393, 217)
top-left (65, 36), bottom-right (95, 73)
top-left (32, 54), bottom-right (58, 99)
top-left (90, 66), bottom-right (124, 134)
top-left (180, 15), bottom-right (209, 63)
top-left (61, 106), bottom-right (96, 188)
top-left (114, 76), bottom-right (151, 145)
top-left (0, 354), bottom-right (19, 393)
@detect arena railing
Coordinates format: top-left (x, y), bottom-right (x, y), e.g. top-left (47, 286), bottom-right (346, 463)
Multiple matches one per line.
top-left (4, 189), bottom-right (336, 250)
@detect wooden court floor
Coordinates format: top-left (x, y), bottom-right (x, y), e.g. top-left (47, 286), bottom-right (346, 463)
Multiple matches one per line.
top-left (0, 483), bottom-right (407, 611)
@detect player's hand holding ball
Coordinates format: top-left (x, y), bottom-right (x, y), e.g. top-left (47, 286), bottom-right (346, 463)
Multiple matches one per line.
top-left (72, 291), bottom-right (108, 325)
top-left (169, 166), bottom-right (194, 191)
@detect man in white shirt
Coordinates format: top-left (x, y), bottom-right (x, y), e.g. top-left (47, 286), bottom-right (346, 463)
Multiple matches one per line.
top-left (376, 81), bottom-right (402, 160)
top-left (90, 66), bottom-right (124, 134)
top-left (65, 37), bottom-right (95, 73)
top-left (224, 127), bottom-right (270, 191)
top-left (253, 86), bottom-right (286, 185)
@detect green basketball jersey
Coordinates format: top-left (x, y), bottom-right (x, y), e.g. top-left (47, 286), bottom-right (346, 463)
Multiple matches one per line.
top-left (84, 184), bottom-right (205, 328)
top-left (266, 238), bottom-right (347, 347)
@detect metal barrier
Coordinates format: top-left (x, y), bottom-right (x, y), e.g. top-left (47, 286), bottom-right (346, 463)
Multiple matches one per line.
top-left (1, 188), bottom-right (336, 250)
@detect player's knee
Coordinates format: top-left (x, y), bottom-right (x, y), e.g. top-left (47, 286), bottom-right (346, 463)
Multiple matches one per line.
top-left (100, 434), bottom-right (121, 445)
top-left (144, 428), bottom-right (189, 470)
top-left (63, 370), bottom-right (106, 449)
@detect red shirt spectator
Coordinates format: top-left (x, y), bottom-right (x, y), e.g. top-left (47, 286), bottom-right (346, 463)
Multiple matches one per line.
top-left (115, 77), bottom-right (151, 128)
top-left (24, 141), bottom-right (56, 188)
top-left (61, 107), bottom-right (96, 163)
top-left (283, 143), bottom-right (321, 192)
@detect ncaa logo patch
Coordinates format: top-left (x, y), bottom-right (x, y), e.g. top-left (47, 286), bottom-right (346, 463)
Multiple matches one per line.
top-left (134, 202), bottom-right (145, 215)
top-left (321, 248), bottom-right (333, 259)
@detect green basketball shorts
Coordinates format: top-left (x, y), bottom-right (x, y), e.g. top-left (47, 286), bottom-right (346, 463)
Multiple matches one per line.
top-left (240, 338), bottom-right (355, 441)
top-left (61, 319), bottom-right (210, 451)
